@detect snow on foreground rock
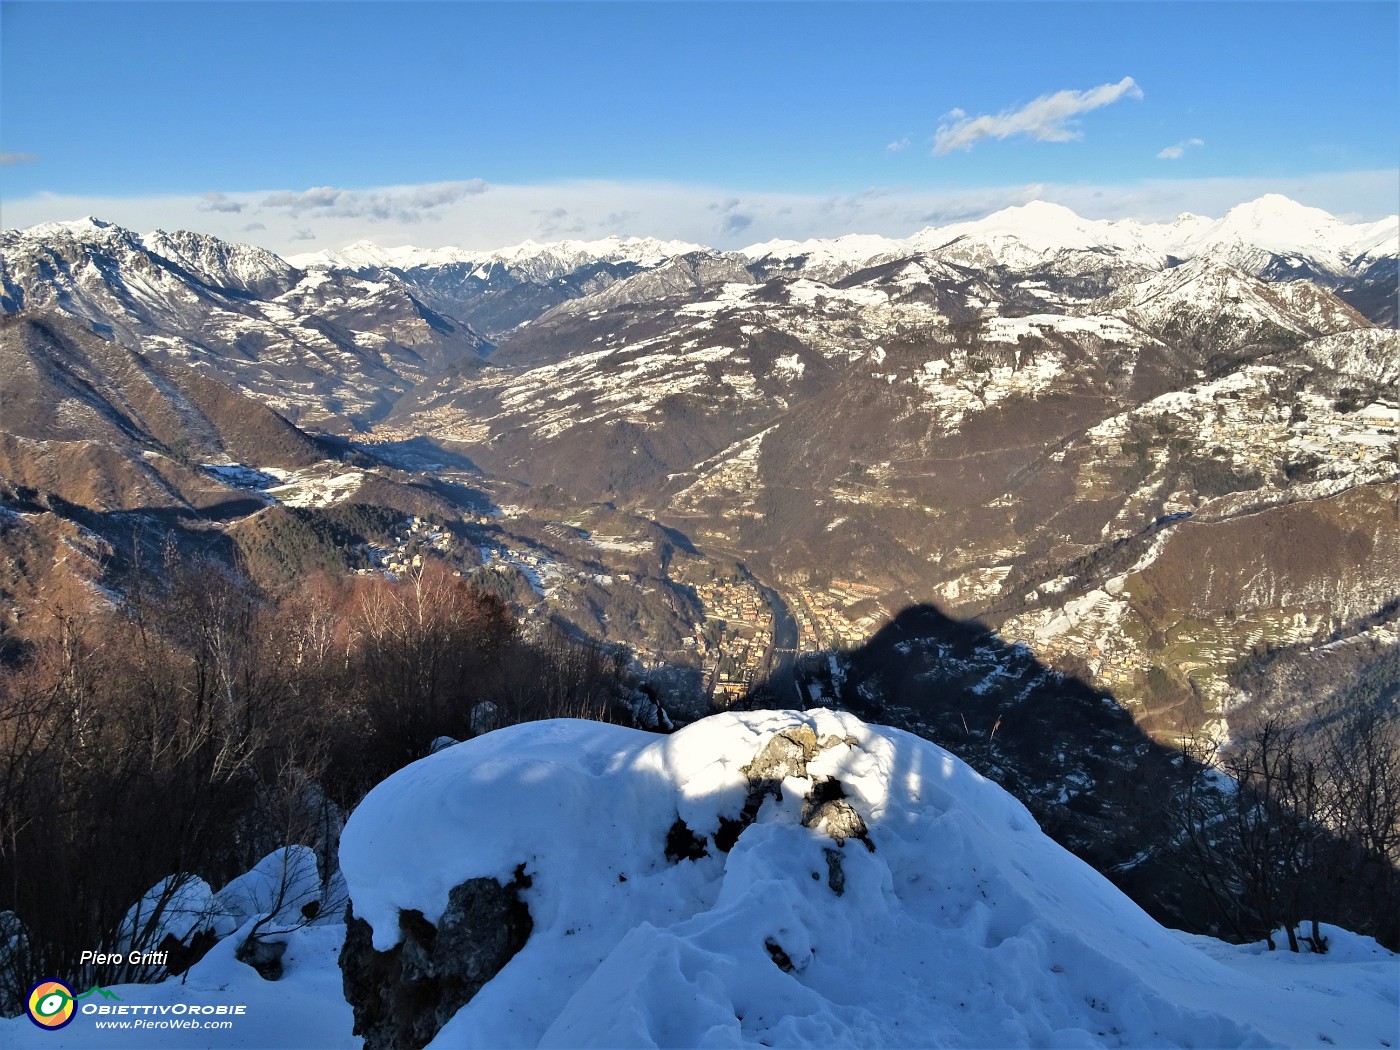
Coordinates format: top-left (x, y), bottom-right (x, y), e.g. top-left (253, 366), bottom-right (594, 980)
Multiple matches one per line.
top-left (339, 710), bottom-right (1398, 1049)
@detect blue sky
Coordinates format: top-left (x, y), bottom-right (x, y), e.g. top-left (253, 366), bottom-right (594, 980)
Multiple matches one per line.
top-left (2, 2), bottom-right (1396, 252)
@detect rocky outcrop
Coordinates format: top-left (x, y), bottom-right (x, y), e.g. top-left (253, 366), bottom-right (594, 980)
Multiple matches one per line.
top-left (339, 723), bottom-right (880, 1047)
top-left (339, 869), bottom-right (532, 1050)
top-left (675, 724), bottom-right (874, 888)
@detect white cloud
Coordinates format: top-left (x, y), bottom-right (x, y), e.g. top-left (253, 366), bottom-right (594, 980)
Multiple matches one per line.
top-left (3, 171), bottom-right (1394, 256)
top-left (934, 78), bottom-right (1144, 155)
top-left (1157, 137), bottom-right (1205, 161)
top-left (0, 153), bottom-right (38, 165)
top-left (710, 197), bottom-right (757, 236)
top-left (198, 191), bottom-right (243, 213)
top-left (722, 212), bottom-right (754, 234)
top-left (258, 179), bottom-right (489, 223)
top-left (886, 136), bottom-right (910, 152)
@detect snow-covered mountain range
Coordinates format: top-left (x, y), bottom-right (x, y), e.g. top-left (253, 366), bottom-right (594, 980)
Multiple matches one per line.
top-left (1, 192), bottom-right (1396, 754)
top-left (290, 194), bottom-right (1396, 285)
top-left (741, 195), bottom-right (1392, 281)
top-left (290, 233), bottom-right (705, 280)
top-left (267, 195), bottom-right (1398, 338)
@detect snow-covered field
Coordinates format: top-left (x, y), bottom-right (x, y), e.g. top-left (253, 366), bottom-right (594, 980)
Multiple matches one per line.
top-left (202, 462), bottom-right (369, 509)
top-left (8, 711), bottom-right (1396, 1049)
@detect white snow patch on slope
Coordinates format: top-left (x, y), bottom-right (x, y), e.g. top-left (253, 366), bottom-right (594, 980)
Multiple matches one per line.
top-left (340, 710), bottom-right (1399, 1049)
top-left (266, 469), bottom-right (365, 508)
top-left (679, 282), bottom-right (762, 316)
top-left (785, 278), bottom-right (888, 308)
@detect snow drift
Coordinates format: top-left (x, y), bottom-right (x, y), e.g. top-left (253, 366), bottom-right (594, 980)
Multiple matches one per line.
top-left (339, 710), bottom-right (1398, 1049)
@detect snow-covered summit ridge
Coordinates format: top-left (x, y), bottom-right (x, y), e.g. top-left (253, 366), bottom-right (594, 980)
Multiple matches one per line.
top-left (8, 195), bottom-right (1394, 283)
top-left (2, 215), bottom-right (140, 252)
top-left (140, 228), bottom-right (300, 294)
top-left (1178, 194), bottom-right (1399, 273)
top-left (339, 709), bottom-right (1398, 1049)
top-left (271, 195), bottom-right (1400, 280)
top-left (747, 195), bottom-right (1397, 275)
top-left (287, 233), bottom-right (707, 278)
top-left (0, 219), bottom-right (297, 291)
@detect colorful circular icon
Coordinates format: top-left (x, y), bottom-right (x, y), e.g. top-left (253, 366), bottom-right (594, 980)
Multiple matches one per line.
top-left (26, 979), bottom-right (76, 1030)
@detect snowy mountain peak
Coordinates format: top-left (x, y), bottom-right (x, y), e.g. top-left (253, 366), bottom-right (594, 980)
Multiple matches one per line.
top-left (1174, 194), bottom-right (1384, 275)
top-left (478, 234), bottom-right (706, 268)
top-left (983, 199), bottom-right (1087, 225)
top-left (915, 200), bottom-right (1116, 250)
top-left (1221, 193), bottom-right (1338, 229)
top-left (901, 203), bottom-right (1164, 272)
top-left (6, 215), bottom-right (133, 248)
top-left (1171, 211), bottom-right (1210, 227)
top-left (1208, 195), bottom-right (1344, 249)
top-left (140, 228), bottom-right (301, 296)
top-left (287, 239), bottom-right (477, 271)
top-left (738, 233), bottom-right (909, 281)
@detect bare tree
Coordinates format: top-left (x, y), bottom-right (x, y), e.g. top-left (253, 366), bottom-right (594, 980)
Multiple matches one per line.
top-left (1177, 707), bottom-right (1400, 952)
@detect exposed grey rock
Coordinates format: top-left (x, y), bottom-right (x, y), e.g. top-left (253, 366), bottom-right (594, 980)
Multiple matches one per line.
top-left (764, 937), bottom-right (795, 973)
top-left (340, 869), bottom-right (532, 1050)
top-left (469, 701), bottom-right (500, 737)
top-left (234, 933), bottom-right (287, 980)
top-left (823, 847), bottom-right (846, 896)
top-left (742, 723), bottom-right (821, 784)
top-left (712, 725), bottom-right (875, 860)
top-left (803, 778), bottom-right (873, 850)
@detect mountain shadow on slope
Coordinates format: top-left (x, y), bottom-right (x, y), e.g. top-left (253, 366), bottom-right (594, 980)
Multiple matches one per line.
top-left (738, 601), bottom-right (1400, 947)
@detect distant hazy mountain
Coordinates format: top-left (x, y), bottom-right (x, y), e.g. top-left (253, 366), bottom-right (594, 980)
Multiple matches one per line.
top-left (273, 195), bottom-right (1400, 338)
top-left (287, 234), bottom-right (709, 338)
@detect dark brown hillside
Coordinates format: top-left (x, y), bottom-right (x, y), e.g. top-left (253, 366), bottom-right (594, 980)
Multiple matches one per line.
top-left (0, 310), bottom-right (323, 470)
top-left (147, 366), bottom-right (325, 469)
top-left (0, 496), bottom-right (111, 661)
top-left (1130, 485), bottom-right (1398, 627)
top-left (0, 434), bottom-right (261, 514)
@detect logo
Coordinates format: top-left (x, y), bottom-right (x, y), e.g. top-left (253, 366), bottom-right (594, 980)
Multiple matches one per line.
top-left (25, 981), bottom-right (121, 1030)
top-left (26, 980), bottom-right (76, 1030)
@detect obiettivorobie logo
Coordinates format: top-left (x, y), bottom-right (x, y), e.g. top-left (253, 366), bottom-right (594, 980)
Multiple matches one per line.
top-left (25, 980), bottom-right (120, 1030)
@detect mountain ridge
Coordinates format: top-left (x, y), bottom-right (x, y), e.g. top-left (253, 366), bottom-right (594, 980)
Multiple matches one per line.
top-left (2, 195), bottom-right (1395, 749)
top-left (278, 194), bottom-right (1398, 279)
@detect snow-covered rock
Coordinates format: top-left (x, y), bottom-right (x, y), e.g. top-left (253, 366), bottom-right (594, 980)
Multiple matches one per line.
top-left (338, 710), bottom-right (1399, 1049)
top-left (117, 875), bottom-right (217, 954)
top-left (211, 846), bottom-right (330, 937)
